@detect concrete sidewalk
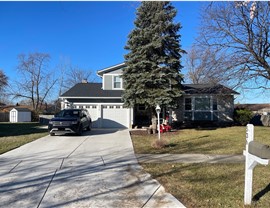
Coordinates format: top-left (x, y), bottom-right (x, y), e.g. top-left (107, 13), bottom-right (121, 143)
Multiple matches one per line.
top-left (136, 153), bottom-right (244, 164)
top-left (0, 129), bottom-right (185, 208)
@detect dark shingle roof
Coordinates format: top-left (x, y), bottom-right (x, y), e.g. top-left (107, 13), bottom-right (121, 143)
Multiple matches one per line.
top-left (60, 83), bottom-right (123, 98)
top-left (182, 84), bottom-right (239, 95)
top-left (61, 83), bottom-right (238, 99)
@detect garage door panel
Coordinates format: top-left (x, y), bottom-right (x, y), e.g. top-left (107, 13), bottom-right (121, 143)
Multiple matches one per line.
top-left (86, 106), bottom-right (99, 128)
top-left (103, 107), bottom-right (129, 128)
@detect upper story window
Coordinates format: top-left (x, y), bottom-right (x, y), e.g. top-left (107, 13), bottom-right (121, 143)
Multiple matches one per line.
top-left (113, 75), bottom-right (122, 89)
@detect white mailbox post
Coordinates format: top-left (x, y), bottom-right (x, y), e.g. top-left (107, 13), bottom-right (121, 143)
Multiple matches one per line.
top-left (244, 124), bottom-right (269, 205)
top-left (155, 104), bottom-right (161, 140)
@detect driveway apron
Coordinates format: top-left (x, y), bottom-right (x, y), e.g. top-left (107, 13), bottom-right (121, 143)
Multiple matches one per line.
top-left (0, 129), bottom-right (185, 208)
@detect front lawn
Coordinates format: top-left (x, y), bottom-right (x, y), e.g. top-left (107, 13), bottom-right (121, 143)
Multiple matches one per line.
top-left (0, 122), bottom-right (48, 154)
top-left (142, 163), bottom-right (270, 208)
top-left (131, 126), bottom-right (270, 207)
top-left (131, 126), bottom-right (270, 155)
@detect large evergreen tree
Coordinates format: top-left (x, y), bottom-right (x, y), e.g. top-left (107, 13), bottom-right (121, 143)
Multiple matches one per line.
top-left (123, 2), bottom-right (184, 112)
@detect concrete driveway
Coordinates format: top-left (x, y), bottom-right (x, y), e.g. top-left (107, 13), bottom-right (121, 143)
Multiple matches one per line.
top-left (0, 129), bottom-right (185, 208)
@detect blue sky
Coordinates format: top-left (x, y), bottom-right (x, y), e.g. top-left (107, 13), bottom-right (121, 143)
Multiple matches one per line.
top-left (0, 1), bottom-right (269, 104)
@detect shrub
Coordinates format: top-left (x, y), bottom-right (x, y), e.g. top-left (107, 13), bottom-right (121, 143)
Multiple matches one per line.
top-left (234, 108), bottom-right (253, 126)
top-left (151, 139), bottom-right (168, 149)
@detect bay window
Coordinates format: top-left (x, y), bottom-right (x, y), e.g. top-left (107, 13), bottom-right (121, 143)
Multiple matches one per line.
top-left (195, 98), bottom-right (210, 110)
top-left (184, 96), bottom-right (218, 121)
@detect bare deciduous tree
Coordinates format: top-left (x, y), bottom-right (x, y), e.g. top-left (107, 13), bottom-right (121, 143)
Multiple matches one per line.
top-left (11, 52), bottom-right (57, 112)
top-left (0, 70), bottom-right (9, 104)
top-left (198, 1), bottom-right (270, 89)
top-left (63, 65), bottom-right (95, 90)
top-left (56, 57), bottom-right (95, 95)
top-left (185, 45), bottom-right (245, 88)
top-left (53, 59), bottom-right (95, 112)
top-left (0, 70), bottom-right (8, 90)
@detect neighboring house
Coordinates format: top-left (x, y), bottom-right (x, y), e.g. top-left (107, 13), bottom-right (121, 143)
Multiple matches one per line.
top-left (60, 63), bottom-right (239, 128)
top-left (234, 104), bottom-right (270, 126)
top-left (9, 108), bottom-right (31, 123)
top-left (235, 104), bottom-right (270, 115)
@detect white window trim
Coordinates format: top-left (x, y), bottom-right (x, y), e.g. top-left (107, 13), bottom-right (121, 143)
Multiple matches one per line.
top-left (184, 95), bottom-right (218, 121)
top-left (112, 74), bottom-right (123, 90)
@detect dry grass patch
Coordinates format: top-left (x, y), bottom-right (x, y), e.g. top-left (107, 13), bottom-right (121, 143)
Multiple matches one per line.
top-left (142, 163), bottom-right (270, 208)
top-left (151, 138), bottom-right (168, 149)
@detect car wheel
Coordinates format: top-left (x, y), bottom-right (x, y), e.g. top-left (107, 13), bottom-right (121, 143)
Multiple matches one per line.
top-left (77, 125), bottom-right (83, 136)
top-left (87, 123), bottom-right (92, 131)
top-left (50, 133), bottom-right (55, 136)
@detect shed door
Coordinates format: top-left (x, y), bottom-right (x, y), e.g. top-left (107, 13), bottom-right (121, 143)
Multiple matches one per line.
top-left (10, 111), bottom-right (16, 123)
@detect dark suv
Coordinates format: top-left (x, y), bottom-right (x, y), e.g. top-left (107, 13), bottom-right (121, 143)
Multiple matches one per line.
top-left (48, 109), bottom-right (92, 136)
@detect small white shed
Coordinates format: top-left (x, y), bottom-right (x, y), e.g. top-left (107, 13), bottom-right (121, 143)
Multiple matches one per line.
top-left (10, 108), bottom-right (31, 123)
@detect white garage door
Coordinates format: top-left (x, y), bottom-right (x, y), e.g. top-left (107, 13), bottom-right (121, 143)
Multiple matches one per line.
top-left (85, 104), bottom-right (130, 128)
top-left (102, 105), bottom-right (129, 128)
top-left (86, 105), bottom-right (99, 128)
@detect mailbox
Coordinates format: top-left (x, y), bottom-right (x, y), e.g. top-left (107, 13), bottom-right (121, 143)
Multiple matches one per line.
top-left (249, 141), bottom-right (270, 159)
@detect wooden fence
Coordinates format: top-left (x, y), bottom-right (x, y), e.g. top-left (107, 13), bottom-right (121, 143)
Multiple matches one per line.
top-left (39, 115), bottom-right (54, 125)
top-left (0, 112), bottom-right (9, 122)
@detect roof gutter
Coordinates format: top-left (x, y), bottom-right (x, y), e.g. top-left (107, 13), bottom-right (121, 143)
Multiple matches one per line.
top-left (59, 96), bottom-right (122, 99)
top-left (96, 62), bottom-right (126, 77)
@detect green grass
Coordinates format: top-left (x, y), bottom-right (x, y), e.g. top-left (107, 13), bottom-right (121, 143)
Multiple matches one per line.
top-left (0, 122), bottom-right (48, 154)
top-left (131, 126), bottom-right (270, 207)
top-left (132, 126), bottom-right (270, 154)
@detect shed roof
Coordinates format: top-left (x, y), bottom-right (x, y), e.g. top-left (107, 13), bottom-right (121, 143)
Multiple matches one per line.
top-left (12, 108), bottom-right (31, 112)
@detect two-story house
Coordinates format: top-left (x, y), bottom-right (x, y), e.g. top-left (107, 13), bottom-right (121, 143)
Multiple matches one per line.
top-left (60, 63), bottom-right (239, 128)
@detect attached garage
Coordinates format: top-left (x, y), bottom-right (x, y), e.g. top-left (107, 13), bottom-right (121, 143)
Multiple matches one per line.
top-left (59, 83), bottom-right (133, 129)
top-left (77, 104), bottom-right (132, 128)
top-left (66, 104), bottom-right (132, 129)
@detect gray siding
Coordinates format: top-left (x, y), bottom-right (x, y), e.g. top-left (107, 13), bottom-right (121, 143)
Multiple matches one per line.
top-left (106, 68), bottom-right (123, 75)
top-left (217, 95), bottom-right (234, 122)
top-left (104, 75), bottom-right (113, 90)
